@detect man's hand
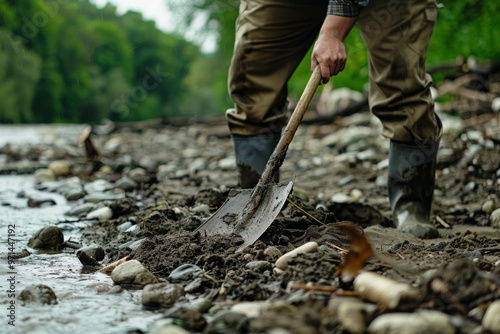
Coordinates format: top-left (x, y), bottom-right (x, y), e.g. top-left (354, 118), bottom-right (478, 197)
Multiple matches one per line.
top-left (312, 15), bottom-right (358, 83)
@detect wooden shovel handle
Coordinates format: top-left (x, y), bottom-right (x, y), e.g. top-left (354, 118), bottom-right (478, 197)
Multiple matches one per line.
top-left (260, 65), bottom-right (322, 186)
top-left (242, 66), bottom-right (322, 222)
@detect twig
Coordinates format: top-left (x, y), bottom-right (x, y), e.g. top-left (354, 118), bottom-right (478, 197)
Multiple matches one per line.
top-left (396, 253), bottom-right (405, 260)
top-left (435, 216), bottom-right (451, 229)
top-left (324, 241), bottom-right (346, 253)
top-left (286, 198), bottom-right (324, 225)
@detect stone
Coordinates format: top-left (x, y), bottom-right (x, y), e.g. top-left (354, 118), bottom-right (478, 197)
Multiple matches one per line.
top-left (86, 206), bottom-right (113, 222)
top-left (245, 261), bottom-right (273, 273)
top-left (204, 311), bottom-right (250, 334)
top-left (490, 208), bottom-right (500, 228)
top-left (168, 264), bottom-right (203, 283)
top-left (33, 168), bottom-right (56, 182)
top-left (64, 188), bottom-right (86, 201)
top-left (482, 199), bottom-right (497, 214)
top-left (18, 284), bottom-right (58, 305)
top-left (263, 246), bottom-right (282, 261)
top-left (114, 176), bottom-right (138, 191)
top-left (149, 323), bottom-right (191, 334)
top-left (111, 260), bottom-right (158, 286)
top-left (28, 225), bottom-right (64, 250)
top-left (482, 300), bottom-right (500, 333)
top-left (141, 282), bottom-right (185, 308)
top-left (66, 203), bottom-right (95, 217)
top-left (231, 301), bottom-right (269, 319)
top-left (48, 160), bottom-right (72, 177)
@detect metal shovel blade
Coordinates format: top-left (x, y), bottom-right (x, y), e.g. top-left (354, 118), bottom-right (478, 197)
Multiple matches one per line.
top-left (195, 178), bottom-right (294, 250)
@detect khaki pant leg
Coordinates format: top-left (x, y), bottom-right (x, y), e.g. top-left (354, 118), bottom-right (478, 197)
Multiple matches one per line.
top-left (227, 0), bottom-right (328, 136)
top-left (358, 0), bottom-right (442, 143)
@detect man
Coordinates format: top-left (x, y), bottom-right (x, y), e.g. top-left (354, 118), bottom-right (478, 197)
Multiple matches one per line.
top-left (226, 0), bottom-right (442, 239)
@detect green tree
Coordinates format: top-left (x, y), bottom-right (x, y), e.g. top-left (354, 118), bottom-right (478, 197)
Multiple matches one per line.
top-left (0, 30), bottom-right (41, 123)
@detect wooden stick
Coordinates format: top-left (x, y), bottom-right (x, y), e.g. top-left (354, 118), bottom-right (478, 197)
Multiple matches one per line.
top-left (287, 198), bottom-right (324, 225)
top-left (435, 216), bottom-right (451, 228)
top-left (325, 241), bottom-right (346, 253)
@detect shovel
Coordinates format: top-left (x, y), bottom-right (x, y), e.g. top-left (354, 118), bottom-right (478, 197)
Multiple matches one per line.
top-left (195, 66), bottom-right (322, 250)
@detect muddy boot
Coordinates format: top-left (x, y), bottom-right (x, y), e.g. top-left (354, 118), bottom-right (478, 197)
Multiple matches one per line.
top-left (232, 132), bottom-right (280, 188)
top-left (388, 140), bottom-right (439, 239)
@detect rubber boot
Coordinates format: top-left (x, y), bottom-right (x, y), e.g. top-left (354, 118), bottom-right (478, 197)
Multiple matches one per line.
top-left (232, 132), bottom-right (280, 188)
top-left (388, 140), bottom-right (439, 239)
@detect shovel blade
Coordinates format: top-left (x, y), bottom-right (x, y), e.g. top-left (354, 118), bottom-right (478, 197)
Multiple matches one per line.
top-left (195, 179), bottom-right (294, 250)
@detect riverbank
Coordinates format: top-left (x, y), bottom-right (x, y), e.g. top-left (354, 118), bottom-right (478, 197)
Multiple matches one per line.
top-left (1, 114), bottom-right (499, 333)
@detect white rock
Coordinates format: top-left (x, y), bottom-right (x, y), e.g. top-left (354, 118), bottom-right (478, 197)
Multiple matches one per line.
top-left (111, 260), bottom-right (158, 286)
top-left (218, 157), bottom-right (235, 170)
top-left (86, 206), bottom-right (113, 222)
top-left (490, 208), bottom-right (500, 228)
top-left (150, 324), bottom-right (191, 334)
top-left (491, 97), bottom-right (500, 112)
top-left (482, 300), bottom-right (500, 333)
top-left (48, 160), bottom-right (72, 177)
top-left (230, 301), bottom-right (269, 319)
top-left (34, 168), bottom-right (56, 182)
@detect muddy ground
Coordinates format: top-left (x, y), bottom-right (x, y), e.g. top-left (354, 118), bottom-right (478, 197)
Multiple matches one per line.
top-left (3, 109), bottom-right (500, 333)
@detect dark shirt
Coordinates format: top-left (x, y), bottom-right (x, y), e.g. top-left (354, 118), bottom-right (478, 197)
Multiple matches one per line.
top-left (328, 0), bottom-right (368, 17)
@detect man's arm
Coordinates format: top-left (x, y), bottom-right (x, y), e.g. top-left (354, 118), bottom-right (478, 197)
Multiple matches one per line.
top-left (311, 0), bottom-right (368, 83)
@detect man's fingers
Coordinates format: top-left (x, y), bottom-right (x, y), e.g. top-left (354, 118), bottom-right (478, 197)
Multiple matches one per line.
top-left (319, 63), bottom-right (331, 84)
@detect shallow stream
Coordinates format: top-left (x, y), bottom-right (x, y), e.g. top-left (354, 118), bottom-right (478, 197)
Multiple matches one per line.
top-left (0, 126), bottom-right (159, 334)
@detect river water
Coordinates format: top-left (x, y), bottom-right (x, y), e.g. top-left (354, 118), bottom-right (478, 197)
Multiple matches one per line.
top-left (0, 125), bottom-right (162, 334)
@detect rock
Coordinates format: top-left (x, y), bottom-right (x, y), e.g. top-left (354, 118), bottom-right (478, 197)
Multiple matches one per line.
top-left (114, 176), bottom-right (138, 192)
top-left (76, 245), bottom-right (105, 265)
top-left (117, 221), bottom-right (134, 232)
top-left (18, 284), bottom-right (58, 305)
top-left (481, 199), bottom-right (496, 214)
top-left (139, 156), bottom-right (157, 170)
top-left (27, 197), bottom-right (56, 208)
top-left (337, 300), bottom-right (374, 334)
top-left (103, 135), bottom-right (123, 153)
top-left (367, 310), bottom-right (455, 334)
top-left (231, 301), bottom-right (269, 319)
top-left (66, 203), bottom-right (95, 217)
top-left (48, 160), bottom-right (72, 177)
top-left (28, 225), bottom-right (64, 250)
top-left (168, 264), bottom-right (203, 283)
top-left (33, 168), bottom-right (56, 182)
top-left (245, 261), bottom-right (273, 273)
top-left (111, 260), bottom-right (158, 286)
top-left (489, 208), bottom-right (500, 228)
top-left (163, 306), bottom-right (207, 332)
top-left (218, 157), bottom-right (235, 170)
top-left (86, 206), bottom-right (113, 222)
top-left (482, 300), bottom-right (500, 333)
top-left (128, 167), bottom-right (148, 182)
top-left (186, 297), bottom-right (213, 313)
top-left (141, 282), bottom-right (185, 308)
top-left (204, 311), bottom-right (250, 334)
top-left (323, 87), bottom-right (364, 116)
top-left (64, 188), bottom-right (86, 201)
top-left (149, 323), bottom-right (191, 334)
top-left (263, 246), bottom-right (282, 261)
top-left (184, 277), bottom-right (203, 293)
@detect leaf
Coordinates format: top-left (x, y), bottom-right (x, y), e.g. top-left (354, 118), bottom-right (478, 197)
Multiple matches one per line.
top-left (335, 222), bottom-right (374, 282)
